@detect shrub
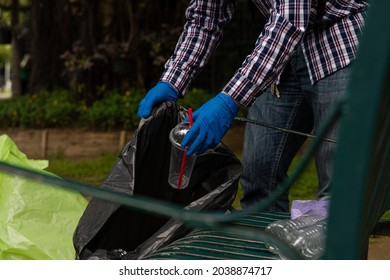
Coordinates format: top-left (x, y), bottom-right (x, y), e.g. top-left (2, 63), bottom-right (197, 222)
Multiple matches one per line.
top-left (177, 88), bottom-right (211, 110)
top-left (80, 89), bottom-right (143, 130)
top-left (178, 88), bottom-right (248, 118)
top-left (0, 90), bottom-right (81, 128)
top-left (0, 87), bottom-right (218, 130)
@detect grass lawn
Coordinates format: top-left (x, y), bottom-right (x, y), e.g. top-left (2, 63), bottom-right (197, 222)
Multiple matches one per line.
top-left (46, 152), bottom-right (319, 208)
top-left (230, 156), bottom-right (318, 210)
top-left (46, 153), bottom-right (118, 186)
top-left (46, 152), bottom-right (389, 220)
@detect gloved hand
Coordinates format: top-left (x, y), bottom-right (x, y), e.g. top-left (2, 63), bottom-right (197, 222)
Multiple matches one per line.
top-left (137, 81), bottom-right (181, 118)
top-left (181, 92), bottom-right (240, 156)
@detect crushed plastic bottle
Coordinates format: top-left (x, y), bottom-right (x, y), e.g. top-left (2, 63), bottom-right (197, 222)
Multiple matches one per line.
top-left (265, 214), bottom-right (327, 259)
top-left (288, 220), bottom-right (327, 259)
top-left (266, 214), bottom-right (326, 240)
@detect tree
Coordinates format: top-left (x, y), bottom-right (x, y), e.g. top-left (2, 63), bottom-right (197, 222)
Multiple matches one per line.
top-left (27, 0), bottom-right (187, 102)
top-left (14, 0), bottom-right (264, 102)
top-left (10, 0), bottom-right (21, 96)
top-left (1, 0), bottom-right (31, 97)
top-left (29, 0), bottom-right (73, 93)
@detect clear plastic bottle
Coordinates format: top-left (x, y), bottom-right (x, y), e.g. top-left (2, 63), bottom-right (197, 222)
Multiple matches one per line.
top-left (265, 214), bottom-right (327, 259)
top-left (288, 220), bottom-right (327, 259)
top-left (266, 214), bottom-right (326, 240)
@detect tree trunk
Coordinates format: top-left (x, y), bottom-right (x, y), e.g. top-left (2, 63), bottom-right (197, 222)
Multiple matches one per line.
top-left (10, 0), bottom-right (21, 97)
top-left (29, 0), bottom-right (74, 93)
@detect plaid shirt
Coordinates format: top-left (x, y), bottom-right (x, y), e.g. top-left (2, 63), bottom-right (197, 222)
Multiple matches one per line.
top-left (161, 0), bottom-right (367, 107)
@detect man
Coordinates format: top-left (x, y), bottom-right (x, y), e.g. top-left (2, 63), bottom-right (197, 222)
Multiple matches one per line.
top-left (137, 0), bottom-right (367, 212)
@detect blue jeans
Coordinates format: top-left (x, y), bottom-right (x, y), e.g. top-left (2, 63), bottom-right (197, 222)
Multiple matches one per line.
top-left (240, 47), bottom-right (350, 212)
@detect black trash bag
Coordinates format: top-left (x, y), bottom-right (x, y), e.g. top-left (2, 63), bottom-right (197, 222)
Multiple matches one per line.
top-left (73, 102), bottom-right (242, 260)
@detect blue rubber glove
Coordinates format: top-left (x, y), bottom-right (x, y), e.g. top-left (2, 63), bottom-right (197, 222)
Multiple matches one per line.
top-left (181, 93), bottom-right (240, 156)
top-left (137, 81), bottom-right (181, 118)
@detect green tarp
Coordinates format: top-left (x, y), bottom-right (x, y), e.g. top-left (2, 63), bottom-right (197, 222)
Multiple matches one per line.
top-left (0, 134), bottom-right (87, 260)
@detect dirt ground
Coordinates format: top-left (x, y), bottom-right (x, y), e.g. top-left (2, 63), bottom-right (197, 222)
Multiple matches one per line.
top-left (223, 124), bottom-right (390, 260)
top-left (368, 236), bottom-right (390, 260)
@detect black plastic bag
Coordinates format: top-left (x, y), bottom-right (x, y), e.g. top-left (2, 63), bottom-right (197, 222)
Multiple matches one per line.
top-left (73, 102), bottom-right (242, 259)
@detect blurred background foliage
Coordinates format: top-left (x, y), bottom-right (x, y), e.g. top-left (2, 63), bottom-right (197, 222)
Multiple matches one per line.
top-left (1, 0), bottom-right (265, 105)
top-left (0, 87), bottom-right (247, 130)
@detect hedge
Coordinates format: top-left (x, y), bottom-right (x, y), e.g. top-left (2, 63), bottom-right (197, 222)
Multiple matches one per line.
top-left (0, 88), bottom-right (243, 131)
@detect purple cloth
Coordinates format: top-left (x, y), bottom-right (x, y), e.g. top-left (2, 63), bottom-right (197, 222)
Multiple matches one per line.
top-left (291, 199), bottom-right (330, 220)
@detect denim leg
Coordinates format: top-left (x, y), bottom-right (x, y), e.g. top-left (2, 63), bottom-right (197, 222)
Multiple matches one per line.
top-left (240, 46), bottom-right (349, 211)
top-left (303, 66), bottom-right (350, 198)
top-left (240, 63), bottom-right (313, 212)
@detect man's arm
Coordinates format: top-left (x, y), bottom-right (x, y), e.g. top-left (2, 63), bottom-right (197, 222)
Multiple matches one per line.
top-left (223, 0), bottom-right (312, 107)
top-left (161, 0), bottom-right (236, 96)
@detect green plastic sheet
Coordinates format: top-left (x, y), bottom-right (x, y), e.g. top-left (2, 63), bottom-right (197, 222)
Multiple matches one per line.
top-left (0, 134), bottom-right (88, 260)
